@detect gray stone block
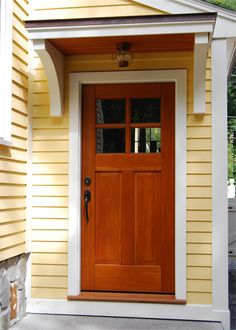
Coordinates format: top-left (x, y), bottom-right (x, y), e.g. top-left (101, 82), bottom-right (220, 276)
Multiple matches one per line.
top-left (6, 257), bottom-right (19, 283)
top-left (17, 255), bottom-right (26, 287)
top-left (0, 270), bottom-right (10, 309)
top-left (17, 288), bottom-right (26, 319)
top-left (0, 308), bottom-right (10, 330)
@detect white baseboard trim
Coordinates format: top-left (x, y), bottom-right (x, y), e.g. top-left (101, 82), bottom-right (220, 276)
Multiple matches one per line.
top-left (27, 299), bottom-right (230, 329)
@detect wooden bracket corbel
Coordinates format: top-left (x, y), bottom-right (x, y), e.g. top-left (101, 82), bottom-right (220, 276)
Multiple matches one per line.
top-left (33, 39), bottom-right (64, 117)
top-left (194, 33), bottom-right (209, 114)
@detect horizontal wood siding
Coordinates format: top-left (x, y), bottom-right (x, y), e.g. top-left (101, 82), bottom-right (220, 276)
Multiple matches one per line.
top-left (0, 0), bottom-right (28, 261)
top-left (29, 0), bottom-right (164, 20)
top-left (31, 48), bottom-right (212, 304)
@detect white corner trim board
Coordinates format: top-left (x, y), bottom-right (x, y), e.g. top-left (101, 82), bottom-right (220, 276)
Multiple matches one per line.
top-left (33, 40), bottom-right (64, 117)
top-left (194, 33), bottom-right (209, 114)
top-left (68, 70), bottom-right (187, 300)
top-left (0, 0), bottom-right (12, 145)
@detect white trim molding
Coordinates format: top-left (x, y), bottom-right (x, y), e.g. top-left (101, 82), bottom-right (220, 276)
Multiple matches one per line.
top-left (68, 70), bottom-right (187, 300)
top-left (194, 33), bottom-right (209, 114)
top-left (0, 0), bottom-right (13, 145)
top-left (211, 38), bottom-right (230, 330)
top-left (33, 40), bottom-right (64, 117)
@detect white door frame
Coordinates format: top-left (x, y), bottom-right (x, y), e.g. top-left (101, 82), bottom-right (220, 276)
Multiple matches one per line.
top-left (68, 69), bottom-right (187, 300)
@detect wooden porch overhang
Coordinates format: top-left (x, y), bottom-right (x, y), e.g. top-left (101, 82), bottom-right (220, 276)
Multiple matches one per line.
top-left (25, 13), bottom-right (217, 116)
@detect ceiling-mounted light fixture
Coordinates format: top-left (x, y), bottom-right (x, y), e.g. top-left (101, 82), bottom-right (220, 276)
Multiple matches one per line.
top-left (112, 42), bottom-right (134, 68)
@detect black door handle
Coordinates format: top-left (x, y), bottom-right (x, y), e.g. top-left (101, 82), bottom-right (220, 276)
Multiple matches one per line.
top-left (84, 190), bottom-right (91, 223)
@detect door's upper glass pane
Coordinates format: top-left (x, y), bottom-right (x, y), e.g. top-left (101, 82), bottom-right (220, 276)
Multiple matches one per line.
top-left (131, 98), bottom-right (161, 123)
top-left (96, 129), bottom-right (125, 153)
top-left (131, 128), bottom-right (161, 153)
top-left (96, 99), bottom-right (125, 124)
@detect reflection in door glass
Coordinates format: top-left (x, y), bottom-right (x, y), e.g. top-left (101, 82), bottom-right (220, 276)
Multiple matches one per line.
top-left (131, 128), bottom-right (161, 153)
top-left (96, 129), bottom-right (125, 153)
top-left (131, 98), bottom-right (161, 123)
top-left (96, 99), bottom-right (125, 124)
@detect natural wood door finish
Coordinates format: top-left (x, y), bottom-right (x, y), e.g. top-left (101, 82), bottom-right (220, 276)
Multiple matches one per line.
top-left (81, 83), bottom-right (175, 294)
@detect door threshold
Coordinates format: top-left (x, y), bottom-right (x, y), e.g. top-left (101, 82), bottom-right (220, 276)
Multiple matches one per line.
top-left (68, 292), bottom-right (186, 304)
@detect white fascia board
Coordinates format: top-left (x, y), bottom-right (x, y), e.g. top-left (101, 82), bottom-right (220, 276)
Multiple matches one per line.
top-left (27, 20), bottom-right (215, 40)
top-left (33, 40), bottom-right (64, 117)
top-left (135, 0), bottom-right (236, 38)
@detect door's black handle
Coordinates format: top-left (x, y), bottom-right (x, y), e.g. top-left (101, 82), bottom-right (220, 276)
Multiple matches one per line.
top-left (84, 190), bottom-right (91, 223)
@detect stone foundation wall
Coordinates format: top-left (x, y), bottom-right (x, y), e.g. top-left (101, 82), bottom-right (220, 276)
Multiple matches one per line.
top-left (0, 254), bottom-right (27, 330)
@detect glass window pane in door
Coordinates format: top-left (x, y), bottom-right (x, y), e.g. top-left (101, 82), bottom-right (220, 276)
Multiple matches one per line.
top-left (96, 99), bottom-right (125, 124)
top-left (131, 128), bottom-right (161, 153)
top-left (96, 129), bottom-right (125, 153)
top-left (131, 98), bottom-right (161, 123)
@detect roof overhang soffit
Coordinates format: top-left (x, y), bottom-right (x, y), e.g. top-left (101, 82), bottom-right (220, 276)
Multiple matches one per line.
top-left (26, 13), bottom-right (216, 116)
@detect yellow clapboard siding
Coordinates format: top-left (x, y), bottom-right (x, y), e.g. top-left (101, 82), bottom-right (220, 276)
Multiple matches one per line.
top-left (30, 5), bottom-right (161, 20)
top-left (187, 151), bottom-right (212, 162)
top-left (33, 82), bottom-right (49, 94)
top-left (187, 292), bottom-right (212, 305)
top-left (0, 232), bottom-right (25, 249)
top-left (187, 127), bottom-right (211, 139)
top-left (187, 211), bottom-right (212, 221)
top-left (187, 175), bottom-right (211, 186)
top-left (33, 69), bottom-right (47, 81)
top-left (188, 103), bottom-right (211, 114)
top-left (31, 264), bottom-right (68, 277)
top-left (0, 173), bottom-right (26, 185)
top-left (187, 255), bottom-right (212, 267)
top-left (0, 209), bottom-right (26, 223)
top-left (13, 0), bottom-right (28, 19)
top-left (11, 136), bottom-right (27, 150)
top-left (33, 94), bottom-right (50, 106)
top-left (32, 175), bottom-right (68, 185)
top-left (33, 106), bottom-right (51, 118)
top-left (187, 243), bottom-right (212, 254)
top-left (12, 110), bottom-right (27, 127)
top-left (12, 53), bottom-right (28, 73)
top-left (32, 253), bottom-right (68, 265)
top-left (187, 233), bottom-right (212, 244)
top-left (187, 279), bottom-right (212, 293)
top-left (32, 276), bottom-right (67, 288)
top-left (12, 83), bottom-right (28, 102)
top-left (31, 207), bottom-right (68, 219)
top-left (187, 222), bottom-right (211, 232)
top-left (33, 129), bottom-right (69, 141)
top-left (0, 221), bottom-right (25, 236)
top-left (32, 197), bottom-right (68, 207)
top-left (32, 219), bottom-right (68, 230)
top-left (187, 115), bottom-right (211, 127)
top-left (31, 288), bottom-right (67, 299)
top-left (32, 230), bottom-right (68, 242)
top-left (0, 160), bottom-right (26, 173)
top-left (32, 164), bottom-right (68, 175)
top-left (11, 124), bottom-right (27, 139)
top-left (0, 244), bottom-right (25, 262)
top-left (14, 0), bottom-right (28, 15)
top-left (31, 185), bottom-right (68, 197)
top-left (187, 139), bottom-right (211, 151)
top-left (187, 199), bottom-right (212, 210)
top-left (13, 69), bottom-right (28, 89)
top-left (33, 118), bottom-right (69, 129)
top-left (13, 41), bottom-right (28, 63)
top-left (187, 163), bottom-right (212, 175)
top-left (33, 141), bottom-right (69, 152)
top-left (32, 242), bottom-right (68, 253)
top-left (187, 267), bottom-right (212, 280)
top-left (12, 96), bottom-right (28, 114)
top-left (32, 152), bottom-right (69, 163)
top-left (187, 187), bottom-right (211, 198)
top-left (0, 148), bottom-right (27, 162)
top-left (32, 0), bottom-right (134, 10)
top-left (0, 198), bottom-right (26, 210)
top-left (0, 186), bottom-right (26, 197)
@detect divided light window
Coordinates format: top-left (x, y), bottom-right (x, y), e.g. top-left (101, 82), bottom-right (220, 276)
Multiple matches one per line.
top-left (0, 0), bottom-right (13, 145)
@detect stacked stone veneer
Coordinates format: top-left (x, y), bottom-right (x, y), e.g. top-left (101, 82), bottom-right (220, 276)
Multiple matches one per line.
top-left (0, 254), bottom-right (27, 330)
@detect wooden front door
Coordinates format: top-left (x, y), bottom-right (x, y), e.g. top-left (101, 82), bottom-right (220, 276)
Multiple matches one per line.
top-left (81, 83), bottom-right (175, 294)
